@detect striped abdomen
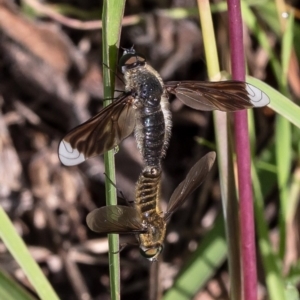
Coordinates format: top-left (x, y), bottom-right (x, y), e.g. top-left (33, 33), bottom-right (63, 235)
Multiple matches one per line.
top-left (135, 169), bottom-right (161, 218)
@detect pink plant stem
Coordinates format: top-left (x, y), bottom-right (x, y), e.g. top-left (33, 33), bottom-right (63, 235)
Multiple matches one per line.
top-left (227, 0), bottom-right (258, 299)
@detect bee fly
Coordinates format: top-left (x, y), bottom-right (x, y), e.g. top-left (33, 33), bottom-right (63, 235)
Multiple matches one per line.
top-left (86, 151), bottom-right (216, 261)
top-left (58, 47), bottom-right (270, 167)
top-left (59, 47), bottom-right (171, 168)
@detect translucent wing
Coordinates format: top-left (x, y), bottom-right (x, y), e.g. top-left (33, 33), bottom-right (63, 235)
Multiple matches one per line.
top-left (86, 205), bottom-right (146, 234)
top-left (58, 94), bottom-right (135, 166)
top-left (165, 80), bottom-right (270, 111)
top-left (164, 152), bottom-right (216, 222)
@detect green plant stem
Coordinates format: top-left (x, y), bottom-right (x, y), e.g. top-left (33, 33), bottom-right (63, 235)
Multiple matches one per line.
top-left (102, 1), bottom-right (126, 299)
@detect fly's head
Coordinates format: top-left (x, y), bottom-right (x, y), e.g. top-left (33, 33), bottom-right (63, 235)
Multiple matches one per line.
top-left (138, 216), bottom-right (166, 261)
top-left (139, 244), bottom-right (164, 262)
top-left (119, 48), bottom-right (146, 74)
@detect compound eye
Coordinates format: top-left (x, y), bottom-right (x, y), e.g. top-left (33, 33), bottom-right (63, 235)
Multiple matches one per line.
top-left (125, 55), bottom-right (145, 66)
top-left (140, 245), bottom-right (163, 261)
top-left (119, 53), bottom-right (146, 69)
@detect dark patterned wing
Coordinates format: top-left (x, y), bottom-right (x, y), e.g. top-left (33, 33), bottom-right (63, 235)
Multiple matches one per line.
top-left (58, 94), bottom-right (135, 166)
top-left (165, 80), bottom-right (270, 111)
top-left (164, 152), bottom-right (216, 222)
top-left (86, 205), bottom-right (146, 234)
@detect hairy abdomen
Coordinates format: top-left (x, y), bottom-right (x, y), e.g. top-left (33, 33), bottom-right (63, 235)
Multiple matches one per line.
top-left (135, 106), bottom-right (165, 168)
top-left (135, 170), bottom-right (161, 217)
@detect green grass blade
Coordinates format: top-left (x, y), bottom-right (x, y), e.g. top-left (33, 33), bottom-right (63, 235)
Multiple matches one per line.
top-left (252, 163), bottom-right (287, 300)
top-left (162, 215), bottom-right (226, 300)
top-left (284, 283), bottom-right (300, 300)
top-left (0, 207), bottom-right (59, 300)
top-left (197, 0), bottom-right (219, 75)
top-left (102, 1), bottom-right (126, 299)
top-left (274, 4), bottom-right (295, 263)
top-left (281, 12), bottom-right (294, 85)
top-left (247, 77), bottom-right (294, 263)
top-left (286, 165), bottom-right (300, 221)
top-left (0, 269), bottom-right (36, 300)
top-left (198, 0), bottom-right (241, 298)
top-left (286, 260), bottom-right (300, 286)
top-left (275, 115), bottom-right (291, 259)
top-left (242, 1), bottom-right (283, 88)
top-left (250, 0), bottom-right (281, 36)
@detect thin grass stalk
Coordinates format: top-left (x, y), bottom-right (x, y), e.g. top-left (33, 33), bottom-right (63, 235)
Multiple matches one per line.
top-left (244, 0), bottom-right (295, 265)
top-left (197, 0), bottom-right (241, 299)
top-left (240, 1), bottom-right (282, 88)
top-left (251, 162), bottom-right (287, 300)
top-left (149, 260), bottom-right (161, 300)
top-left (274, 4), bottom-right (294, 261)
top-left (249, 125), bottom-right (287, 300)
top-left (101, 1), bottom-right (126, 299)
top-left (226, 0), bottom-right (257, 299)
top-left (0, 207), bottom-right (59, 300)
top-left (162, 215), bottom-right (227, 300)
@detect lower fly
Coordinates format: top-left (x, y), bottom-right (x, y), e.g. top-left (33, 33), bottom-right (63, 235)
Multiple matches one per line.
top-left (86, 151), bottom-right (216, 261)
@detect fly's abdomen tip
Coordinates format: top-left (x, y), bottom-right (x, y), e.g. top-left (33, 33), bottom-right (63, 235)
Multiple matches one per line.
top-left (58, 140), bottom-right (85, 166)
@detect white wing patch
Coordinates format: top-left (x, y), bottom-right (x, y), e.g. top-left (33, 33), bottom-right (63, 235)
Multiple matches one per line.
top-left (58, 140), bottom-right (85, 166)
top-left (246, 83), bottom-right (270, 107)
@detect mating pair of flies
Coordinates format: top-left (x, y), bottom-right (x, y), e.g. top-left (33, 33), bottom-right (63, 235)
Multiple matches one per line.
top-left (58, 47), bottom-right (270, 261)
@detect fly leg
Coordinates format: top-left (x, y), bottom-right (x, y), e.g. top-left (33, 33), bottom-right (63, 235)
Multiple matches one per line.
top-left (112, 242), bottom-right (139, 254)
top-left (102, 62), bottom-right (125, 85)
top-left (103, 173), bottom-right (135, 207)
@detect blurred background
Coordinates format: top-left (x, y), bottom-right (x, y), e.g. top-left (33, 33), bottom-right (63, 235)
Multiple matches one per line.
top-left (0, 0), bottom-right (299, 299)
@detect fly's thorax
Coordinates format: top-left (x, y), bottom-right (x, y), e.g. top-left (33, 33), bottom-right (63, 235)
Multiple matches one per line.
top-left (124, 63), bottom-right (164, 107)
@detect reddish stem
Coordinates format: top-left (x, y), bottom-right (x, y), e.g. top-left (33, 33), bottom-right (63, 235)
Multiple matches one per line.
top-left (227, 0), bottom-right (258, 299)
